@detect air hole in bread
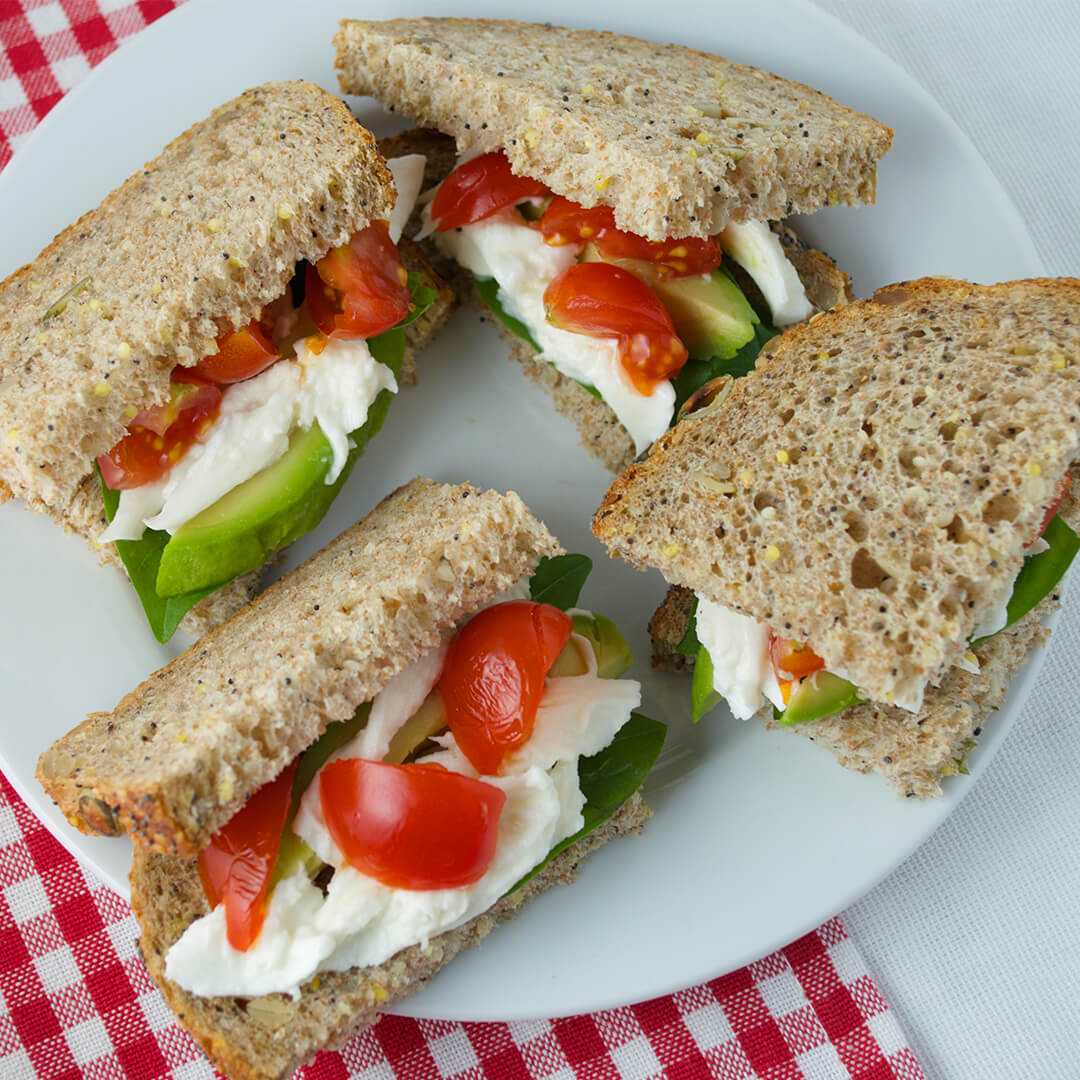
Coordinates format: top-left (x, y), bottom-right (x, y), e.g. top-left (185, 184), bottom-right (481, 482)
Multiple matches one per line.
top-left (911, 391), bottom-right (927, 408)
top-left (851, 547), bottom-right (889, 590)
top-left (779, 407), bottom-right (795, 424)
top-left (910, 551), bottom-right (932, 573)
top-left (939, 421), bottom-right (959, 441)
top-left (983, 493), bottom-right (1021, 524)
top-left (844, 511), bottom-right (867, 543)
top-left (944, 514), bottom-right (968, 543)
top-left (898, 447), bottom-right (922, 478)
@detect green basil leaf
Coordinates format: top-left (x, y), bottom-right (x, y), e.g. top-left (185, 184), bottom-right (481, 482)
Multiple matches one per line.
top-left (529, 553), bottom-right (593, 610)
top-left (691, 644), bottom-right (722, 722)
top-left (671, 317), bottom-right (776, 416)
top-left (394, 271), bottom-right (438, 329)
top-left (474, 274), bottom-right (540, 351)
top-left (674, 596), bottom-right (702, 655)
top-left (973, 514), bottom-right (1079, 643)
top-left (472, 274), bottom-right (602, 400)
top-left (506, 712), bottom-right (665, 895)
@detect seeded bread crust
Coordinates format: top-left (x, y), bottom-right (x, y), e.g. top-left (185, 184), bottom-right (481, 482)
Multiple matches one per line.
top-left (0, 81), bottom-right (394, 523)
top-left (595, 277), bottom-right (1080, 709)
top-left (36, 478), bottom-right (559, 857)
top-left (650, 583), bottom-right (1058, 795)
top-left (130, 793), bottom-right (649, 1080)
top-left (390, 129), bottom-right (851, 474)
top-left (334, 18), bottom-right (892, 241)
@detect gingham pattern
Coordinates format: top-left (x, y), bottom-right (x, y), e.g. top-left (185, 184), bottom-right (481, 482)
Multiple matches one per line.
top-left (0, 773), bottom-right (923, 1080)
top-left (0, 4), bottom-right (926, 1077)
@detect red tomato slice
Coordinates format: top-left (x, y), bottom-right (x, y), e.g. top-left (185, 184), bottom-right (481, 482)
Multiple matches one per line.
top-left (97, 375), bottom-right (221, 490)
top-left (1029, 472), bottom-right (1072, 546)
top-left (539, 196), bottom-right (616, 246)
top-left (595, 229), bottom-right (721, 279)
top-left (539, 195), bottom-right (720, 278)
top-left (186, 322), bottom-right (281, 384)
top-left (319, 759), bottom-right (506, 890)
top-left (439, 600), bottom-right (572, 775)
top-left (543, 262), bottom-right (689, 394)
top-left (310, 221), bottom-right (410, 338)
top-left (768, 633), bottom-right (825, 682)
top-left (431, 152), bottom-right (550, 231)
top-left (198, 760), bottom-right (298, 953)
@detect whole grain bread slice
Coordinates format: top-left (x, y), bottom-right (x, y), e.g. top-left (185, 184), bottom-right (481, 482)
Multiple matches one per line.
top-left (334, 18), bottom-right (892, 241)
top-left (0, 81), bottom-right (394, 521)
top-left (594, 277), bottom-right (1080, 709)
top-left (130, 793), bottom-right (649, 1080)
top-left (386, 128), bottom-right (852, 474)
top-left (37, 478), bottom-right (559, 857)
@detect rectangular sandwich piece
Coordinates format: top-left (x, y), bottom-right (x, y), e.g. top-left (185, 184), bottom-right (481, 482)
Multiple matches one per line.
top-left (594, 277), bottom-right (1080, 795)
top-left (335, 19), bottom-right (887, 471)
top-left (0, 81), bottom-right (452, 641)
top-left (38, 477), bottom-right (662, 1079)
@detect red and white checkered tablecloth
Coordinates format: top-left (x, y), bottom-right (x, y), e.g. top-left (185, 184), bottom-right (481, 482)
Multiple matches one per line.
top-left (0, 3), bottom-right (928, 1077)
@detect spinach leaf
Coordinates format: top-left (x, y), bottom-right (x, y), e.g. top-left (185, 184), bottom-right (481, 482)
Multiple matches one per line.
top-left (99, 276), bottom-right (427, 642)
top-left (671, 318), bottom-right (776, 416)
top-left (529, 553), bottom-right (593, 610)
top-left (507, 712), bottom-right (665, 895)
top-left (474, 274), bottom-right (540, 351)
top-left (973, 514), bottom-right (1079, 644)
top-left (674, 595), bottom-right (701, 655)
top-left (691, 644), bottom-right (721, 722)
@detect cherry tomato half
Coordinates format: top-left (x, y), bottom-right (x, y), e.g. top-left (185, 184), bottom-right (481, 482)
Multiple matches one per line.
top-left (309, 220), bottom-right (410, 339)
top-left (185, 321), bottom-right (281, 384)
top-left (198, 760), bottom-right (298, 953)
top-left (97, 374), bottom-right (221, 490)
top-left (319, 759), bottom-right (506, 890)
top-left (768, 633), bottom-right (825, 682)
top-left (543, 262), bottom-right (689, 394)
top-left (439, 600), bottom-right (572, 775)
top-left (1030, 472), bottom-right (1072, 546)
top-left (539, 196), bottom-right (720, 278)
top-left (539, 196), bottom-right (616, 246)
top-left (431, 152), bottom-right (550, 231)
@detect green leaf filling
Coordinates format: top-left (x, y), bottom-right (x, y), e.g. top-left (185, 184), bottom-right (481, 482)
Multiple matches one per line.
top-left (671, 317), bottom-right (776, 416)
top-left (691, 644), bottom-right (722, 722)
top-left (674, 595), bottom-right (702, 655)
top-left (99, 275), bottom-right (432, 642)
top-left (529, 553), bottom-right (593, 610)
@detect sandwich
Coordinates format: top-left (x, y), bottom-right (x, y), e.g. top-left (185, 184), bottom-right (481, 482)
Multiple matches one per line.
top-left (0, 81), bottom-right (452, 642)
top-left (37, 477), bottom-right (662, 1079)
top-left (593, 278), bottom-right (1080, 796)
top-left (334, 18), bottom-right (892, 470)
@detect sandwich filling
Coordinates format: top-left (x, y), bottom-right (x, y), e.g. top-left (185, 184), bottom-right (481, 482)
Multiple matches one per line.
top-left (425, 151), bottom-right (809, 454)
top-left (95, 155), bottom-right (430, 642)
top-left (684, 496), bottom-right (1078, 725)
top-left (164, 557), bottom-right (662, 999)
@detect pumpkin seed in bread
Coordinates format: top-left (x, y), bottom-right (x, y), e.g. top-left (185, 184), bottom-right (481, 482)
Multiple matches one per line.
top-left (594, 277), bottom-right (1080, 787)
top-left (0, 82), bottom-right (453, 640)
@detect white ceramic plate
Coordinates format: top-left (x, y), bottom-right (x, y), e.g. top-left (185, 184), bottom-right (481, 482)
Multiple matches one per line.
top-left (0, 0), bottom-right (1048, 1022)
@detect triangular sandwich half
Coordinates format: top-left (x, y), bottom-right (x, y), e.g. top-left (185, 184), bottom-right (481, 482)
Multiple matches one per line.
top-left (336, 20), bottom-right (889, 470)
top-left (594, 277), bottom-right (1080, 795)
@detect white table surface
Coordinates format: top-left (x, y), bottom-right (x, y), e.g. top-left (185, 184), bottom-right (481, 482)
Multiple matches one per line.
top-left (812, 2), bottom-right (1080, 1076)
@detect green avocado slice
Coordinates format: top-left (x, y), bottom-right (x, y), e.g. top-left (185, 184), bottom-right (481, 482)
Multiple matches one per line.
top-left (155, 332), bottom-right (403, 597)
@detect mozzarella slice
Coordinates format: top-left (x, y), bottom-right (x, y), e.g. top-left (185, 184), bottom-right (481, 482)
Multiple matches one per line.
top-left (718, 220), bottom-right (813, 327)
